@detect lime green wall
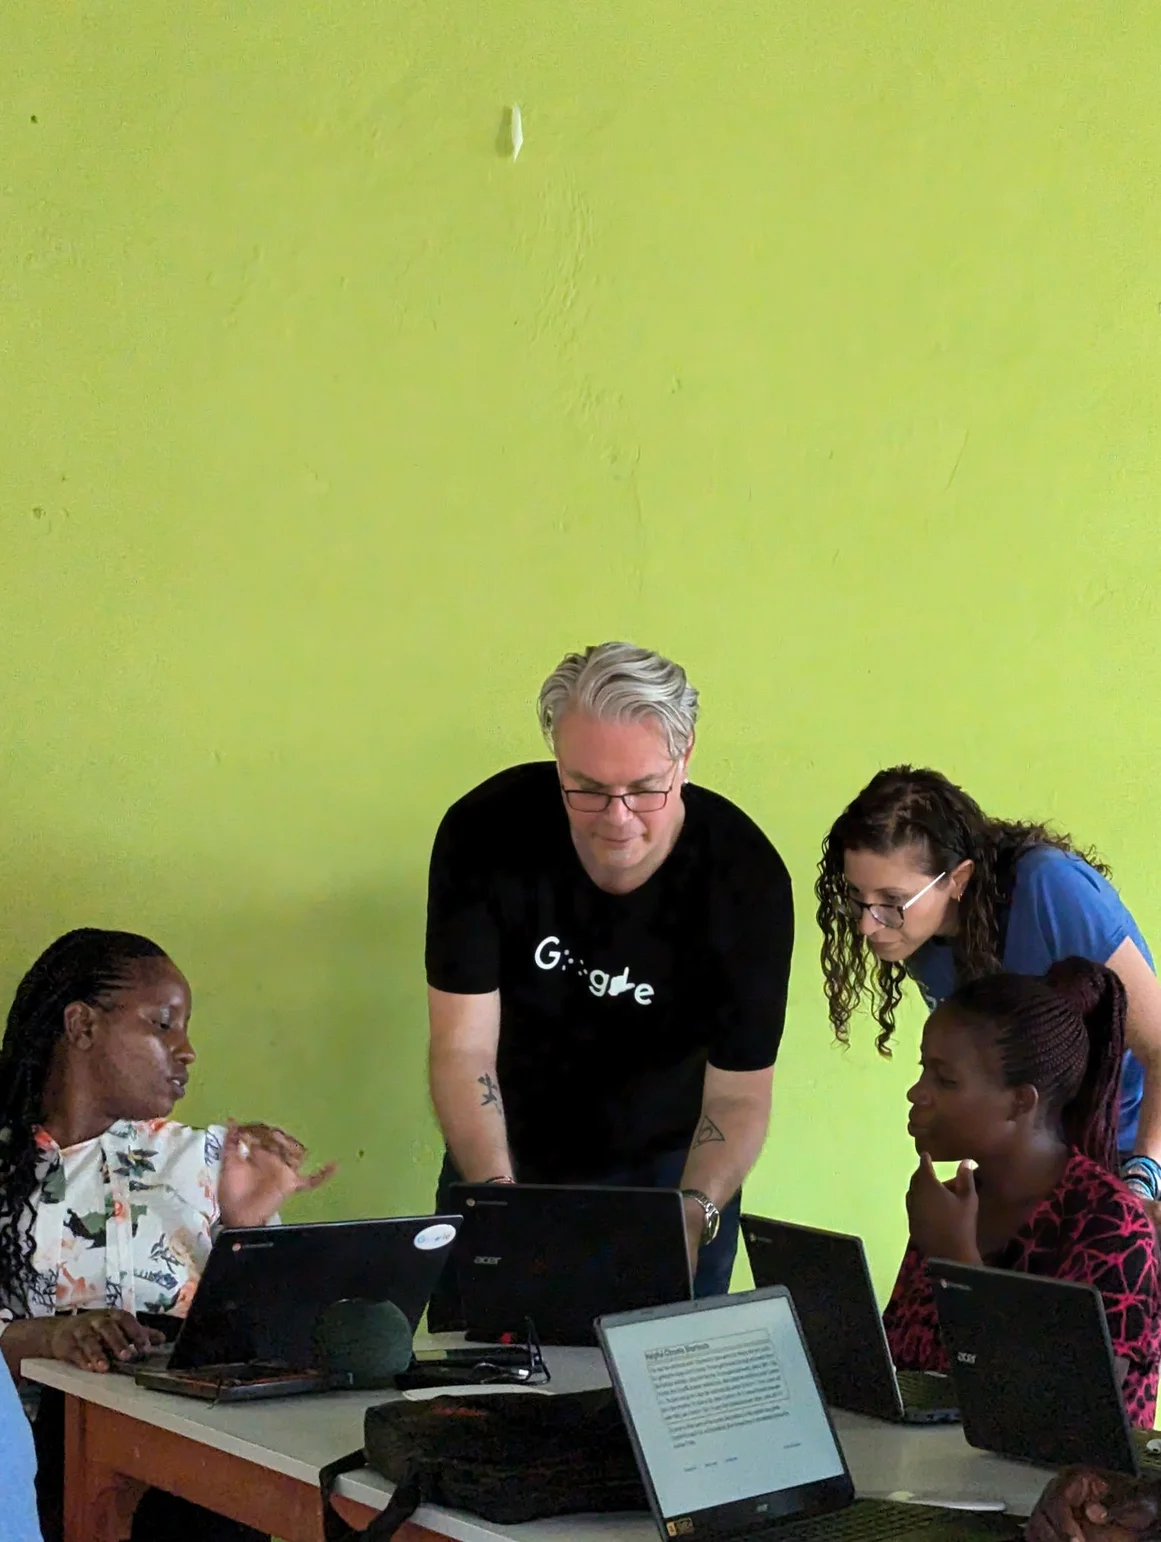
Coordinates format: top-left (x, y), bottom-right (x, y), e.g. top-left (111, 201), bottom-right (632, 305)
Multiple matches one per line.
top-left (3, 2), bottom-right (1161, 1300)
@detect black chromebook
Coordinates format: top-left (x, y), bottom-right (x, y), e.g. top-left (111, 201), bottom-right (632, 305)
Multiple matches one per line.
top-left (743, 1216), bottom-right (958, 1424)
top-left (450, 1183), bottom-right (692, 1345)
top-left (929, 1259), bottom-right (1161, 1477)
top-left (123, 1215), bottom-right (461, 1402)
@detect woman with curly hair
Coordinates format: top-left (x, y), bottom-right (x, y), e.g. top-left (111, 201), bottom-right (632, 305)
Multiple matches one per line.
top-left (816, 767), bottom-right (1161, 1216)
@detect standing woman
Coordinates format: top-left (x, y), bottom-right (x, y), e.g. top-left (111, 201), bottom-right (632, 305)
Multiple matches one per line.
top-left (816, 767), bottom-right (1161, 1215)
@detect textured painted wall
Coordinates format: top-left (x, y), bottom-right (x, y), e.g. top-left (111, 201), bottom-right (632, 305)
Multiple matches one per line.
top-left (3, 1), bottom-right (1161, 1295)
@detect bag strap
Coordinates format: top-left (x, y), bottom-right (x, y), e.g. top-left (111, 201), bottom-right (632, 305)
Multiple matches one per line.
top-left (320, 1451), bottom-right (427, 1542)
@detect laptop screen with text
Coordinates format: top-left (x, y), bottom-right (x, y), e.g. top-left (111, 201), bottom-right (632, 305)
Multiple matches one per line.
top-left (601, 1291), bottom-right (846, 1524)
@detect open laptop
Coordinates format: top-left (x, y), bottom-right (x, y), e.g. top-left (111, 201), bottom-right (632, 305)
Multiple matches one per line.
top-left (596, 1287), bottom-right (1018, 1542)
top-left (126, 1214), bottom-right (462, 1401)
top-left (450, 1183), bottom-right (691, 1346)
top-left (743, 1216), bottom-right (958, 1424)
top-left (928, 1259), bottom-right (1161, 1476)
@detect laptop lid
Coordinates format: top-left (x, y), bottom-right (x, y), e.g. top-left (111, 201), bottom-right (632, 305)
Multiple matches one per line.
top-left (742, 1215), bottom-right (903, 1420)
top-left (169, 1214), bottom-right (462, 1371)
top-left (927, 1259), bottom-right (1138, 1474)
top-left (451, 1184), bottom-right (692, 1346)
top-left (597, 1286), bottom-right (853, 1541)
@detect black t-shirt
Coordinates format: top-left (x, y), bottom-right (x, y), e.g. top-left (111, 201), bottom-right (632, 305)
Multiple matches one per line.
top-left (425, 762), bottom-right (794, 1180)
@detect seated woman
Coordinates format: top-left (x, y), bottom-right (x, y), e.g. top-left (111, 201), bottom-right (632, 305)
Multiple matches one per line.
top-left (0, 928), bottom-right (334, 1542)
top-left (883, 956), bottom-right (1161, 1427)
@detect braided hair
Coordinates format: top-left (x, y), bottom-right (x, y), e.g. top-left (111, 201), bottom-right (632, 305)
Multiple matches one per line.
top-left (946, 957), bottom-right (1125, 1172)
top-left (816, 766), bottom-right (1111, 1054)
top-left (0, 928), bottom-right (168, 1313)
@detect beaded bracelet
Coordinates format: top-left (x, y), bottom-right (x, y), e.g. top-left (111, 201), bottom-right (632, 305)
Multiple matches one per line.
top-left (1120, 1154), bottom-right (1161, 1203)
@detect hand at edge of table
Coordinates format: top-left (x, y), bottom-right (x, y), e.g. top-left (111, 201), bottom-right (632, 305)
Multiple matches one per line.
top-left (46, 1309), bottom-right (165, 1373)
top-left (1026, 1468), bottom-right (1160, 1542)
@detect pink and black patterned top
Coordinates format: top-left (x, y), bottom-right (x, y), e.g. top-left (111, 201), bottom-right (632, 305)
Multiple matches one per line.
top-left (883, 1149), bottom-right (1161, 1426)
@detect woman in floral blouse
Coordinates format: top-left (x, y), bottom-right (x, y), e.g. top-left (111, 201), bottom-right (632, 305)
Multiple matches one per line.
top-left (0, 928), bottom-right (334, 1542)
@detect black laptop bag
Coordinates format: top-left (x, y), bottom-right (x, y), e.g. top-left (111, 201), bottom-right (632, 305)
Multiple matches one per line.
top-left (320, 1389), bottom-right (648, 1539)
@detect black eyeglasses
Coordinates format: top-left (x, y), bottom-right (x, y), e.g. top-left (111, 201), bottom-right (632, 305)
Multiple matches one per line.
top-left (843, 871), bottom-right (947, 931)
top-left (475, 1317), bottom-right (550, 1385)
top-left (560, 773), bottom-right (679, 814)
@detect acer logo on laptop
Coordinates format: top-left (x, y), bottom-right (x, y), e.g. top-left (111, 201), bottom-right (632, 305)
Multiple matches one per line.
top-left (957, 1351), bottom-right (978, 1365)
top-left (473, 1256), bottom-right (502, 1266)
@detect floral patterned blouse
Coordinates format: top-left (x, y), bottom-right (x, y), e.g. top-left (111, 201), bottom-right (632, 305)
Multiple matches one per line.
top-left (0, 1118), bottom-right (226, 1328)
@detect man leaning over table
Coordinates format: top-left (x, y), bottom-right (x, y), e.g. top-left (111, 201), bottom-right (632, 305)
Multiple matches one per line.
top-left (424, 641), bottom-right (795, 1321)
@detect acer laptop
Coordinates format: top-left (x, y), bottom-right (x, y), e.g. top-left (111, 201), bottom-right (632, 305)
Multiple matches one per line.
top-left (596, 1287), bottom-right (1018, 1542)
top-left (928, 1259), bottom-right (1161, 1476)
top-left (743, 1216), bottom-right (958, 1424)
top-left (450, 1183), bottom-right (692, 1346)
top-left (126, 1215), bottom-right (462, 1401)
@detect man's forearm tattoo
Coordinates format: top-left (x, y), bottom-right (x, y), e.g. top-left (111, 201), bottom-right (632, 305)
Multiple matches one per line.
top-left (692, 1114), bottom-right (725, 1149)
top-left (478, 1073), bottom-right (502, 1111)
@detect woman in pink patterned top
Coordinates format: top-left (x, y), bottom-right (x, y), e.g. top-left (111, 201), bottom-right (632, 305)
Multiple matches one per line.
top-left (883, 957), bottom-right (1161, 1427)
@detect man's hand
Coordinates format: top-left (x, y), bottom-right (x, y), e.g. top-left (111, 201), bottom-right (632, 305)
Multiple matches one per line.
top-left (46, 1310), bottom-right (164, 1373)
top-left (218, 1119), bottom-right (336, 1228)
top-left (1027, 1468), bottom-right (1159, 1542)
top-left (905, 1153), bottom-right (980, 1262)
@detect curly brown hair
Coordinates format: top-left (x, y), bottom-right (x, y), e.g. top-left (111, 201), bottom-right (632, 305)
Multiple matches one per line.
top-left (815, 767), bottom-right (1111, 1056)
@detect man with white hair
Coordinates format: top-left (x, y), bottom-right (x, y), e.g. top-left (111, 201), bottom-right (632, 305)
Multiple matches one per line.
top-left (425, 642), bottom-right (794, 1303)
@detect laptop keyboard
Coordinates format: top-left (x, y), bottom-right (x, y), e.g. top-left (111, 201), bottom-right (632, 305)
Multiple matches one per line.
top-left (109, 1344), bottom-right (174, 1376)
top-left (897, 1370), bottom-right (959, 1411)
top-left (748, 1501), bottom-right (1015, 1542)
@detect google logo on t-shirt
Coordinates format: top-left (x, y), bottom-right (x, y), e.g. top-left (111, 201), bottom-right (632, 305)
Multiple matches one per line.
top-left (533, 934), bottom-right (655, 1006)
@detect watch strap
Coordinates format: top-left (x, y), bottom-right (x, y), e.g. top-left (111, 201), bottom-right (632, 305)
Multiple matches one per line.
top-left (680, 1188), bottom-right (721, 1243)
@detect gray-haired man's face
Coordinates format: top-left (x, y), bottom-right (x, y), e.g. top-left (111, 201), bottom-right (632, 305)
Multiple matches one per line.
top-left (553, 711), bottom-right (690, 893)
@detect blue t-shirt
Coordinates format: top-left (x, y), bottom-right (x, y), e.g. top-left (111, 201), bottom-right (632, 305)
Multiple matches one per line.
top-left (0, 1355), bottom-right (42, 1542)
top-left (909, 846), bottom-right (1152, 1153)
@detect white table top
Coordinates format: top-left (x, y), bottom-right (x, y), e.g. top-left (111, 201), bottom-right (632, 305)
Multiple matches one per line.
top-left (24, 1342), bottom-right (1055, 1541)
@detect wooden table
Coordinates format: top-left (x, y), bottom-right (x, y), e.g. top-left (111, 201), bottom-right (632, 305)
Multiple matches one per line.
top-left (24, 1347), bottom-right (1053, 1542)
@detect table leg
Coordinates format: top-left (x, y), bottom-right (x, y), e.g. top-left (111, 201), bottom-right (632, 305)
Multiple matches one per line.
top-left (63, 1394), bottom-right (146, 1542)
top-left (59, 1393), bottom-right (450, 1542)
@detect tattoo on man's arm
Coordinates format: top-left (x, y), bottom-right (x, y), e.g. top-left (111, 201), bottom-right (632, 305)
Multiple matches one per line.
top-left (478, 1073), bottom-right (502, 1111)
top-left (692, 1114), bottom-right (725, 1149)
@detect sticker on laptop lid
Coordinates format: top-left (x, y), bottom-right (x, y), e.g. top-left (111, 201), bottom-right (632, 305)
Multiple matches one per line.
top-left (414, 1223), bottom-right (457, 1251)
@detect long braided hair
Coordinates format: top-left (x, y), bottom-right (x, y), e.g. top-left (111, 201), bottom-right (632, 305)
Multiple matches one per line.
top-left (817, 767), bottom-right (1111, 1054)
top-left (946, 957), bottom-right (1125, 1171)
top-left (0, 929), bottom-right (168, 1313)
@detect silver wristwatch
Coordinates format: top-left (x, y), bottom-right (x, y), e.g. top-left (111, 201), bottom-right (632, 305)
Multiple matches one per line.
top-left (680, 1188), bottom-right (721, 1245)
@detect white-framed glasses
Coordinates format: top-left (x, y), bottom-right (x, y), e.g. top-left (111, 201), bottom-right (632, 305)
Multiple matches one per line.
top-left (845, 871), bottom-right (947, 931)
